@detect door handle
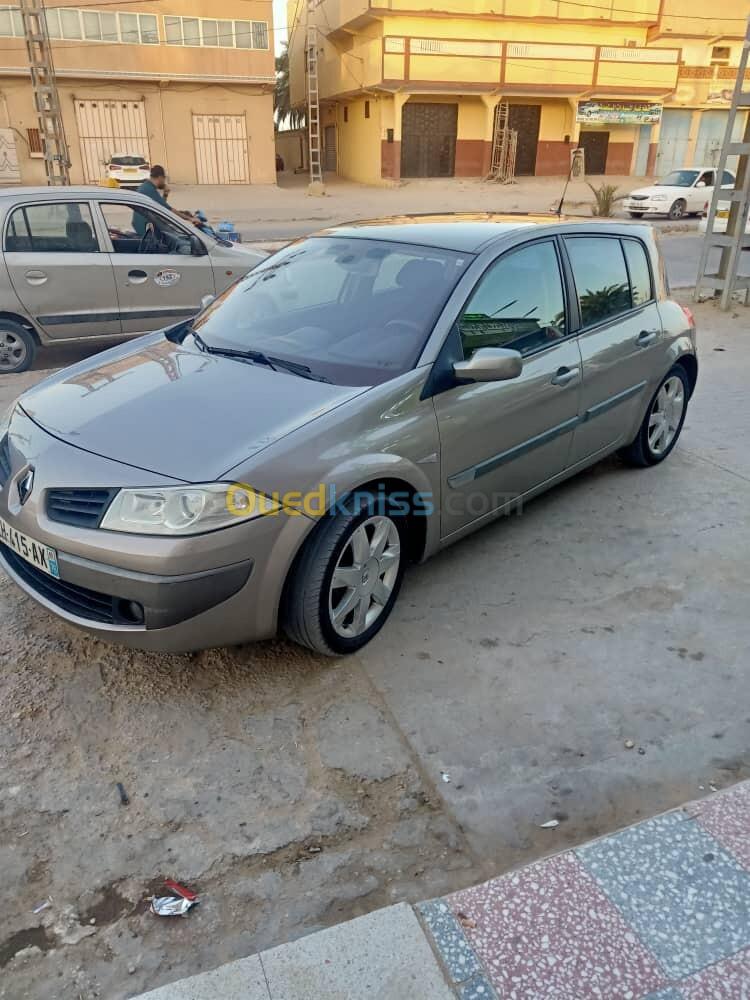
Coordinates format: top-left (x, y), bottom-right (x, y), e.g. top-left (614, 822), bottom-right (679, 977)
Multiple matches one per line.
top-left (127, 269), bottom-right (148, 284)
top-left (551, 366), bottom-right (580, 387)
top-left (24, 269), bottom-right (47, 285)
top-left (637, 329), bottom-right (659, 347)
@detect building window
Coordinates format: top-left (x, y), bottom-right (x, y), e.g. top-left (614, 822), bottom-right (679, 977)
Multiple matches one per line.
top-left (26, 127), bottom-right (43, 157)
top-left (344, 107), bottom-right (349, 123)
top-left (36, 7), bottom-right (158, 44)
top-left (164, 14), bottom-right (268, 49)
top-left (365, 100), bottom-right (371, 119)
top-left (0, 7), bottom-right (23, 37)
top-left (711, 45), bottom-right (731, 65)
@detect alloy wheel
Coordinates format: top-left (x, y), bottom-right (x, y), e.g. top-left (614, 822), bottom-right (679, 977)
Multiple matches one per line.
top-left (328, 515), bottom-right (401, 639)
top-left (0, 330), bottom-right (28, 373)
top-left (648, 375), bottom-right (685, 456)
top-left (668, 199), bottom-right (686, 220)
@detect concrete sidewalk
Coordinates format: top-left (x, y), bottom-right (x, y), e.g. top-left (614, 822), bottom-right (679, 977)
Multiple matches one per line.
top-left (135, 781), bottom-right (750, 999)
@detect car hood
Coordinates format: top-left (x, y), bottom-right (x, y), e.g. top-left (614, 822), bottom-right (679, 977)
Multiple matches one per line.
top-left (628, 185), bottom-right (670, 198)
top-left (20, 336), bottom-right (364, 481)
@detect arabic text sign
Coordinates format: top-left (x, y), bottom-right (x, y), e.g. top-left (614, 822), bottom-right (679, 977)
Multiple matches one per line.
top-left (576, 100), bottom-right (662, 125)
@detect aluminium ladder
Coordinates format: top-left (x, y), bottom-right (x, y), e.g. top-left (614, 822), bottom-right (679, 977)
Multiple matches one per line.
top-left (19, 0), bottom-right (70, 185)
top-left (695, 17), bottom-right (750, 309)
top-left (305, 0), bottom-right (323, 188)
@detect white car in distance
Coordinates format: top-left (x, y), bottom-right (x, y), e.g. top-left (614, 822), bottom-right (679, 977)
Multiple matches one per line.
top-left (106, 153), bottom-right (150, 189)
top-left (624, 167), bottom-right (735, 221)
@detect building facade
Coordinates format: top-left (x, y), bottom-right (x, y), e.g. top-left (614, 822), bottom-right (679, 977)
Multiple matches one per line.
top-left (287, 0), bottom-right (750, 183)
top-left (0, 0), bottom-right (276, 186)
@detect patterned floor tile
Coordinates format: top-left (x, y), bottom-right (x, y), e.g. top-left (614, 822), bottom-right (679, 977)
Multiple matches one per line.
top-left (418, 899), bottom-right (482, 985)
top-left (457, 973), bottom-right (499, 1000)
top-left (577, 812), bottom-right (750, 979)
top-left (448, 851), bottom-right (667, 1000)
top-left (643, 990), bottom-right (686, 1000)
top-left (688, 783), bottom-right (750, 872)
top-left (678, 947), bottom-right (750, 1000)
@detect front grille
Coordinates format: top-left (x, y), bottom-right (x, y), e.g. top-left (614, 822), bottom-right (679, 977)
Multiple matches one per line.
top-left (46, 488), bottom-right (116, 528)
top-left (0, 542), bottom-right (142, 626)
top-left (0, 436), bottom-right (10, 487)
top-left (630, 195), bottom-right (649, 202)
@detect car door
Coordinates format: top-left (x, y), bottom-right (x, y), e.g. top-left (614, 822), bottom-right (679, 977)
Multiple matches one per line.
top-left (563, 234), bottom-right (663, 465)
top-left (690, 170), bottom-right (715, 213)
top-left (433, 238), bottom-right (583, 539)
top-left (4, 200), bottom-right (121, 340)
top-left (96, 200), bottom-right (216, 335)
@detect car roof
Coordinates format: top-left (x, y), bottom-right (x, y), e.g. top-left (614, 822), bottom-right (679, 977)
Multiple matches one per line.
top-left (310, 213), bottom-right (640, 253)
top-left (0, 186), bottom-right (158, 213)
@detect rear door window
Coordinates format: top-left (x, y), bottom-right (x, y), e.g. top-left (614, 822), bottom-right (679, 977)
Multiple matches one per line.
top-left (564, 236), bottom-right (631, 328)
top-left (5, 203), bottom-right (99, 253)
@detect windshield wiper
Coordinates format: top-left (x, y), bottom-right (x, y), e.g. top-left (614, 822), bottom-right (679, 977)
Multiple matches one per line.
top-left (189, 330), bottom-right (330, 382)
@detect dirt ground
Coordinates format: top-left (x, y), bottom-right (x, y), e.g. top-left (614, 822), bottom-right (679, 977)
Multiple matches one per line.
top-left (1, 294), bottom-right (749, 999)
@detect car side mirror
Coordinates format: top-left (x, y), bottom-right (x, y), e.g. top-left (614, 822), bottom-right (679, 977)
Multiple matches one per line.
top-left (200, 293), bottom-right (215, 311)
top-left (453, 347), bottom-right (523, 383)
top-left (190, 233), bottom-right (207, 256)
top-left (696, 181), bottom-right (706, 188)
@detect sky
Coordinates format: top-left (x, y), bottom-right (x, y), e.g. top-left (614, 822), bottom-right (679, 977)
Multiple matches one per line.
top-left (273, 0), bottom-right (288, 54)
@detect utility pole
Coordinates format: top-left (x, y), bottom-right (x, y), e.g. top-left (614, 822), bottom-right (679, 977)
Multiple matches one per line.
top-left (306, 0), bottom-right (324, 194)
top-left (19, 0), bottom-right (70, 185)
top-left (695, 17), bottom-right (750, 309)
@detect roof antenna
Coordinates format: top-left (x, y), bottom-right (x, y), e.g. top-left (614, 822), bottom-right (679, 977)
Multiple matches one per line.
top-left (555, 146), bottom-right (582, 217)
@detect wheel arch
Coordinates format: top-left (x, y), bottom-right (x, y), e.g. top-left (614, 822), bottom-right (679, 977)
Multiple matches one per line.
top-left (0, 311), bottom-right (41, 344)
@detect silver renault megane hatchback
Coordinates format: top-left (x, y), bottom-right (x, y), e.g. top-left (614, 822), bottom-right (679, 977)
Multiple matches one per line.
top-left (0, 215), bottom-right (697, 655)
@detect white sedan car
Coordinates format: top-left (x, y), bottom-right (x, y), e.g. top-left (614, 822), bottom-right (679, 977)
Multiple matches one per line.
top-left (106, 153), bottom-right (150, 189)
top-left (624, 167), bottom-right (735, 221)
top-left (699, 200), bottom-right (750, 235)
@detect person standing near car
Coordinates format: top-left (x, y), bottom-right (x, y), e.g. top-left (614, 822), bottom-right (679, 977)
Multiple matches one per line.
top-left (133, 165), bottom-right (198, 235)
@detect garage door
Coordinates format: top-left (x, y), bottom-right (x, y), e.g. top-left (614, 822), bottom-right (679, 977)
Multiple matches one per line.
top-left (655, 109), bottom-right (691, 177)
top-left (192, 114), bottom-right (249, 184)
top-left (400, 103), bottom-right (457, 178)
top-left (693, 110), bottom-right (749, 172)
top-left (508, 105), bottom-right (541, 176)
top-left (74, 99), bottom-right (149, 183)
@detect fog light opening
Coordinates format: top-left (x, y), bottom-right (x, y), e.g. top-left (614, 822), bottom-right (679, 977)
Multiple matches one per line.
top-left (115, 599), bottom-right (145, 625)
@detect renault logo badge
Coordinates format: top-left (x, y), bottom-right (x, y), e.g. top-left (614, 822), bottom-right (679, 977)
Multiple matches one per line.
top-left (17, 468), bottom-right (34, 505)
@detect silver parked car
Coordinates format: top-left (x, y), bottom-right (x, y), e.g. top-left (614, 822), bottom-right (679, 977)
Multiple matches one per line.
top-left (0, 216), bottom-right (697, 655)
top-left (0, 187), bottom-right (264, 373)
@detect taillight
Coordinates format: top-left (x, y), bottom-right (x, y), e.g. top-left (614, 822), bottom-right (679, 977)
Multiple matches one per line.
top-left (681, 304), bottom-right (695, 328)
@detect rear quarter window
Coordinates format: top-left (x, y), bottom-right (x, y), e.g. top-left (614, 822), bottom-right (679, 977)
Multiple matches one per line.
top-left (622, 239), bottom-right (653, 306)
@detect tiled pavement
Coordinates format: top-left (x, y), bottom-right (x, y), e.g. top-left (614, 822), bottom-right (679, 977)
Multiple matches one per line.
top-left (135, 781), bottom-right (750, 999)
top-left (422, 781), bottom-right (750, 1000)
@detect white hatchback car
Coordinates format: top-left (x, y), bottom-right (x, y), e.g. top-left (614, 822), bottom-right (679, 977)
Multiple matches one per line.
top-left (624, 167), bottom-right (735, 221)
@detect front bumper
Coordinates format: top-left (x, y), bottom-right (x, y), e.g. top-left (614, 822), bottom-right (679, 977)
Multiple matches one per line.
top-left (0, 410), bottom-right (314, 652)
top-left (624, 201), bottom-right (669, 215)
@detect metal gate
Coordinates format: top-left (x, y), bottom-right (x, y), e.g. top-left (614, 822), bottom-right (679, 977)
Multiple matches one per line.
top-left (74, 99), bottom-right (149, 183)
top-left (323, 125), bottom-right (337, 173)
top-left (400, 103), bottom-right (457, 178)
top-left (508, 104), bottom-right (541, 176)
top-left (693, 110), bottom-right (749, 172)
top-left (578, 131), bottom-right (609, 175)
top-left (192, 114), bottom-right (249, 185)
top-left (655, 109), bottom-right (691, 177)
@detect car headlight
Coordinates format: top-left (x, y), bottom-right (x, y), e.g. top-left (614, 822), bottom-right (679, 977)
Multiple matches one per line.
top-left (650, 194), bottom-right (668, 202)
top-left (100, 483), bottom-right (281, 536)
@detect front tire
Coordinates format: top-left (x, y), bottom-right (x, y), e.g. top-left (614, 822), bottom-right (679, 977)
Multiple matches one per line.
top-left (283, 498), bottom-right (406, 655)
top-left (668, 199), bottom-right (687, 221)
top-left (0, 321), bottom-right (35, 374)
top-left (620, 365), bottom-right (689, 467)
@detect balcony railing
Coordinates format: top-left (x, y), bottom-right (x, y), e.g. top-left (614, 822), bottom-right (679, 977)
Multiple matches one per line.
top-left (382, 36), bottom-right (680, 92)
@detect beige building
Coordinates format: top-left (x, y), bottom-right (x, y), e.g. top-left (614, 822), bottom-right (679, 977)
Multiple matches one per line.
top-left (0, 0), bottom-right (276, 186)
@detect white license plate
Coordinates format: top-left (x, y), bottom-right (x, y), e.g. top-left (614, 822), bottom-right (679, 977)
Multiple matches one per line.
top-left (0, 516), bottom-right (59, 578)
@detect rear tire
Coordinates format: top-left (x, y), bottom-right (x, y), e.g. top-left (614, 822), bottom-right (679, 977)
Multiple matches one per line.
top-left (282, 494), bottom-right (407, 655)
top-left (620, 365), bottom-right (689, 468)
top-left (0, 320), bottom-right (35, 374)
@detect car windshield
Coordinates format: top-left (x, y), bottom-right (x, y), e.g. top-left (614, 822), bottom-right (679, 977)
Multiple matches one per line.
top-left (190, 236), bottom-right (473, 386)
top-left (110, 156), bottom-right (147, 166)
top-left (657, 170), bottom-right (699, 187)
